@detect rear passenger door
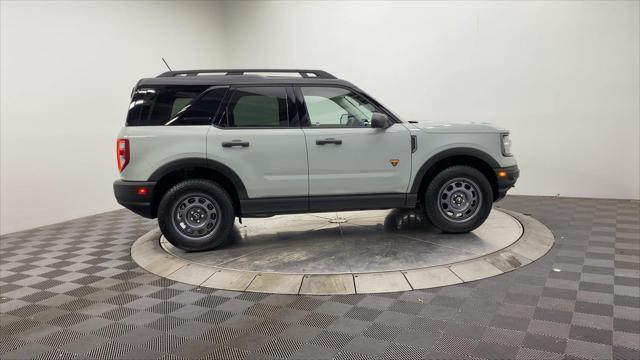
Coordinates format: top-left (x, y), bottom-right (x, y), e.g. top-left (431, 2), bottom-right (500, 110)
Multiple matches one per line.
top-left (206, 86), bottom-right (309, 212)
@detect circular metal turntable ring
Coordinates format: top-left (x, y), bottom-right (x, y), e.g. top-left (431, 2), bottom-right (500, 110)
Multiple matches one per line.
top-left (131, 209), bottom-right (554, 295)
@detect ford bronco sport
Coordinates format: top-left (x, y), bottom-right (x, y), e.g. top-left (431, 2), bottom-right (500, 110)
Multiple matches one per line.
top-left (114, 69), bottom-right (519, 251)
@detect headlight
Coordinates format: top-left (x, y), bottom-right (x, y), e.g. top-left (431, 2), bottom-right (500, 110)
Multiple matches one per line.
top-left (501, 134), bottom-right (512, 156)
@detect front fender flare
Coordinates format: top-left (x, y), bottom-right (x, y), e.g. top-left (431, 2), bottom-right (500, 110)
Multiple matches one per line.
top-left (410, 147), bottom-right (500, 194)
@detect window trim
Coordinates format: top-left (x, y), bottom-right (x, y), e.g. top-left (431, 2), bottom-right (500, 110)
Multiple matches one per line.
top-left (294, 85), bottom-right (401, 129)
top-left (213, 85), bottom-right (298, 129)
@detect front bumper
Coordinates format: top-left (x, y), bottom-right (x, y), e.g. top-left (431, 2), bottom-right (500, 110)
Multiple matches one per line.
top-left (495, 165), bottom-right (519, 201)
top-left (113, 180), bottom-right (156, 218)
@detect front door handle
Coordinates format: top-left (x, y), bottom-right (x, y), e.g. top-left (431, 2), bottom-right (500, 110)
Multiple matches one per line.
top-left (316, 138), bottom-right (342, 145)
top-left (222, 140), bottom-right (250, 148)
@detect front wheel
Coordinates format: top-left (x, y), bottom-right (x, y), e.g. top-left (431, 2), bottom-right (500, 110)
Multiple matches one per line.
top-left (424, 166), bottom-right (493, 233)
top-left (158, 179), bottom-right (234, 251)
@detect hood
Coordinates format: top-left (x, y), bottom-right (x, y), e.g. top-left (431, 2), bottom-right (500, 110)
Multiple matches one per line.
top-left (406, 121), bottom-right (507, 133)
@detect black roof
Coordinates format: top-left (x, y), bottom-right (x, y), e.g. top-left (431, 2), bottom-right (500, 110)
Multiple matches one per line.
top-left (138, 69), bottom-right (356, 88)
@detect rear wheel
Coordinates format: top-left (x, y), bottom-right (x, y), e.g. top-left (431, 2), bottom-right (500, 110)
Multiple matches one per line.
top-left (158, 179), bottom-right (234, 251)
top-left (424, 166), bottom-right (493, 233)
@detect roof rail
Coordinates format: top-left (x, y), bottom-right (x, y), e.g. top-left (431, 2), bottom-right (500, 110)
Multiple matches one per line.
top-left (157, 69), bottom-right (337, 79)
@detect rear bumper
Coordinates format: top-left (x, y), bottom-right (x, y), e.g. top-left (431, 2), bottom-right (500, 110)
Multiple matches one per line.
top-left (495, 165), bottom-right (519, 201)
top-left (113, 180), bottom-right (156, 218)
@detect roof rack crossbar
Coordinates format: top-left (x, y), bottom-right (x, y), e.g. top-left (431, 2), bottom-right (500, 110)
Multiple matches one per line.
top-left (157, 69), bottom-right (336, 79)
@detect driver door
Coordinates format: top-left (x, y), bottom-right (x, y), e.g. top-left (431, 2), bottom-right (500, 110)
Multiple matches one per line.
top-left (298, 86), bottom-right (412, 208)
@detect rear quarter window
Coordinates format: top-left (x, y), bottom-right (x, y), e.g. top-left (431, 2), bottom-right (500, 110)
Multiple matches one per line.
top-left (126, 85), bottom-right (211, 126)
top-left (168, 87), bottom-right (228, 126)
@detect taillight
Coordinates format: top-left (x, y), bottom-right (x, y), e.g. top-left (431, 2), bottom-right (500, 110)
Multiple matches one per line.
top-left (117, 138), bottom-right (129, 172)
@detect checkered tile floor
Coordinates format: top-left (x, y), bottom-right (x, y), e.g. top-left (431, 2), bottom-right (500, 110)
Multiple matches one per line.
top-left (1, 196), bottom-right (638, 359)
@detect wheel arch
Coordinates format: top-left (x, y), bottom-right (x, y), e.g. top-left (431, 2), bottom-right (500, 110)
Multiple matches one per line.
top-left (412, 148), bottom-right (500, 202)
top-left (148, 158), bottom-right (247, 218)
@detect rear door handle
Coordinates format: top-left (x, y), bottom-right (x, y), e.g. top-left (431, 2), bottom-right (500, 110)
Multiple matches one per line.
top-left (222, 140), bottom-right (250, 148)
top-left (316, 138), bottom-right (342, 145)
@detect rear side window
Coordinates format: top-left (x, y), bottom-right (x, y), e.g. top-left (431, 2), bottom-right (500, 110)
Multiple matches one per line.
top-left (221, 87), bottom-right (288, 128)
top-left (126, 85), bottom-right (209, 126)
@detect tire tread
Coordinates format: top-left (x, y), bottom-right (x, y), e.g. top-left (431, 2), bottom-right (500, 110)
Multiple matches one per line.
top-left (157, 179), bottom-right (234, 251)
top-left (423, 165), bottom-right (492, 233)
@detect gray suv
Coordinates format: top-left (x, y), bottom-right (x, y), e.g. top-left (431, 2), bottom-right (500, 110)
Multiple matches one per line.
top-left (114, 69), bottom-right (519, 251)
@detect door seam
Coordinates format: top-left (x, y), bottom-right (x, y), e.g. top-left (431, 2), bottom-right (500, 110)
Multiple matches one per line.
top-left (301, 128), bottom-right (311, 211)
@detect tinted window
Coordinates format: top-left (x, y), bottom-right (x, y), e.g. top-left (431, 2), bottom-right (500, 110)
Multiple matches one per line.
top-left (222, 87), bottom-right (288, 128)
top-left (301, 87), bottom-right (380, 127)
top-left (126, 86), bottom-right (208, 126)
top-left (167, 87), bottom-right (227, 126)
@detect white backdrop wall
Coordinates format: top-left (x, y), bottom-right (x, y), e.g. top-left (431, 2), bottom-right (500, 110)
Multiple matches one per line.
top-left (1, 1), bottom-right (224, 234)
top-left (218, 0), bottom-right (640, 200)
top-left (2, 1), bottom-right (639, 235)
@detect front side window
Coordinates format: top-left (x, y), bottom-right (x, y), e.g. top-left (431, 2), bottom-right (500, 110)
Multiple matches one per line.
top-left (301, 87), bottom-right (381, 127)
top-left (222, 87), bottom-right (288, 128)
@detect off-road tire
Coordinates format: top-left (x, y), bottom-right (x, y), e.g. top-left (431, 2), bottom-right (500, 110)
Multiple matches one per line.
top-left (424, 165), bottom-right (493, 233)
top-left (158, 179), bottom-right (234, 251)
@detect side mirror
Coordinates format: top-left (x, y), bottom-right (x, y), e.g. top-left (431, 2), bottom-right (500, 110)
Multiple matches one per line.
top-left (371, 112), bottom-right (391, 129)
